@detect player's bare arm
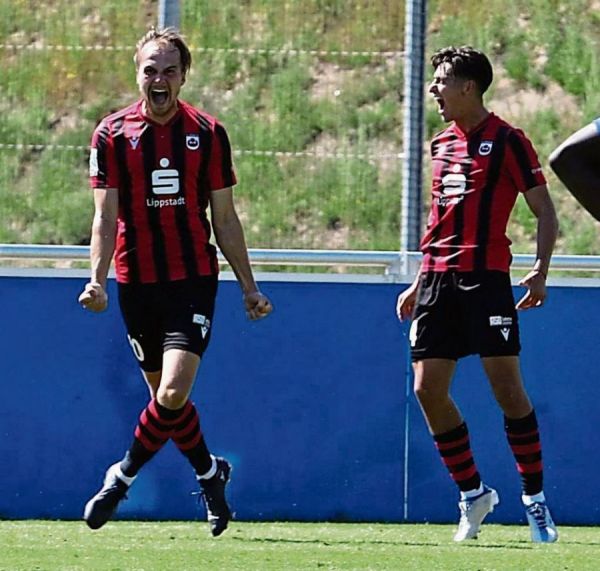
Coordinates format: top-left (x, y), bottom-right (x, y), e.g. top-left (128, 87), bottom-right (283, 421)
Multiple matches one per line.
top-left (78, 187), bottom-right (118, 312)
top-left (550, 122), bottom-right (600, 221)
top-left (210, 187), bottom-right (273, 320)
top-left (516, 184), bottom-right (558, 310)
top-left (396, 267), bottom-right (421, 322)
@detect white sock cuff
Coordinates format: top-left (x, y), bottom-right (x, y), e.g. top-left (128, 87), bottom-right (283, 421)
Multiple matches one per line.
top-left (522, 491), bottom-right (546, 506)
top-left (197, 455), bottom-right (217, 480)
top-left (460, 483), bottom-right (484, 501)
top-left (115, 464), bottom-right (136, 486)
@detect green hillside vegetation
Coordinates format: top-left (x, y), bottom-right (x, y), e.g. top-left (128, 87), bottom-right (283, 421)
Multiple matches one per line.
top-left (0, 0), bottom-right (599, 254)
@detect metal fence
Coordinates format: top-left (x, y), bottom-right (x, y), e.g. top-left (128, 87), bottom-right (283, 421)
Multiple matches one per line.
top-left (2, 244), bottom-right (600, 284)
top-left (0, 1), bottom-right (406, 252)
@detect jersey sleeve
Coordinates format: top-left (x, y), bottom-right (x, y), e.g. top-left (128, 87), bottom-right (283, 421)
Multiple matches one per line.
top-left (89, 120), bottom-right (120, 189)
top-left (504, 128), bottom-right (546, 193)
top-left (207, 122), bottom-right (237, 191)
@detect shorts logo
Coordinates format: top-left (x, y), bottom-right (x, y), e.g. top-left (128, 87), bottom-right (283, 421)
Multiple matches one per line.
top-left (479, 140), bottom-right (493, 156)
top-left (489, 315), bottom-right (512, 327)
top-left (500, 327), bottom-right (511, 341)
top-left (193, 314), bottom-right (211, 338)
top-left (186, 134), bottom-right (200, 150)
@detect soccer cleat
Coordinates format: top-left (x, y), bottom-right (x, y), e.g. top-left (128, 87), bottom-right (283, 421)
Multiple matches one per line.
top-left (198, 457), bottom-right (232, 537)
top-left (453, 485), bottom-right (499, 541)
top-left (524, 501), bottom-right (558, 543)
top-left (83, 463), bottom-right (130, 530)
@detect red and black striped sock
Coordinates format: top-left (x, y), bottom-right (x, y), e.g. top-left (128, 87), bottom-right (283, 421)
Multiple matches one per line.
top-left (505, 409), bottom-right (543, 496)
top-left (171, 401), bottom-right (213, 477)
top-left (433, 422), bottom-right (482, 493)
top-left (120, 399), bottom-right (183, 477)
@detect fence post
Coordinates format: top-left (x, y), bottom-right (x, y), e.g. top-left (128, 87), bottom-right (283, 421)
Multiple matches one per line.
top-left (158, 0), bottom-right (181, 30)
top-left (401, 0), bottom-right (427, 253)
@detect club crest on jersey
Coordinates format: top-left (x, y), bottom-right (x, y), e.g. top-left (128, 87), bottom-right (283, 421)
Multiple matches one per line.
top-left (478, 140), bottom-right (493, 156)
top-left (186, 134), bottom-right (200, 150)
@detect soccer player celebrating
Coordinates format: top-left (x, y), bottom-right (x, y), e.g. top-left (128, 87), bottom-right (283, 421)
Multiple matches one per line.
top-left (78, 27), bottom-right (272, 536)
top-left (549, 120), bottom-right (600, 220)
top-left (396, 46), bottom-right (559, 543)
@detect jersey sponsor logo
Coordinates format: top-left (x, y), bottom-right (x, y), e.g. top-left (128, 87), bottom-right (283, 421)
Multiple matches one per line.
top-left (146, 196), bottom-right (186, 208)
top-left (147, 158), bottom-right (186, 207)
top-left (193, 313), bottom-right (211, 338)
top-left (186, 134), bottom-right (200, 150)
top-left (436, 172), bottom-right (467, 205)
top-left (152, 157), bottom-right (180, 195)
top-left (89, 148), bottom-right (99, 177)
top-left (478, 140), bottom-right (493, 156)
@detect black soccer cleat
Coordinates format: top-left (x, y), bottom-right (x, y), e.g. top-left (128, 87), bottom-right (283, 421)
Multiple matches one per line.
top-left (199, 457), bottom-right (232, 537)
top-left (83, 463), bottom-right (130, 530)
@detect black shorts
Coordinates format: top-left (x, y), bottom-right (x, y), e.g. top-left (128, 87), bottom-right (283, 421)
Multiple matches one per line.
top-left (410, 270), bottom-right (521, 362)
top-left (118, 275), bottom-right (218, 372)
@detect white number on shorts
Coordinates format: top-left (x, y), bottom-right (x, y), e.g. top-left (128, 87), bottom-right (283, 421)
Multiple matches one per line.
top-left (127, 335), bottom-right (145, 362)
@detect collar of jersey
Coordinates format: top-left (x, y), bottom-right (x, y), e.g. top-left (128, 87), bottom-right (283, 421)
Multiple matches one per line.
top-left (451, 112), bottom-right (495, 139)
top-left (135, 98), bottom-right (183, 127)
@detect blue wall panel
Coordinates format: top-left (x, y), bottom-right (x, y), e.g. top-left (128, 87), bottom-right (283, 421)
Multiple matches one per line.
top-left (0, 275), bottom-right (598, 525)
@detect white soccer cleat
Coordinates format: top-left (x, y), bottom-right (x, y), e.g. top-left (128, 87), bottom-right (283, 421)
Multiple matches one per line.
top-left (524, 501), bottom-right (558, 543)
top-left (453, 486), bottom-right (499, 541)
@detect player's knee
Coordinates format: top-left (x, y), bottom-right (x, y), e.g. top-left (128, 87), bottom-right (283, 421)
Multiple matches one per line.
top-left (413, 380), bottom-right (445, 406)
top-left (156, 386), bottom-right (188, 410)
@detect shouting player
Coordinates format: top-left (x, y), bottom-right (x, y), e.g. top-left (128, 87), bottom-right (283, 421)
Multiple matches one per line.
top-left (78, 27), bottom-right (272, 536)
top-left (396, 46), bottom-right (559, 543)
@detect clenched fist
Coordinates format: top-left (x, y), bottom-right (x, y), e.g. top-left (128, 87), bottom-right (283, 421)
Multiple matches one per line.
top-left (78, 282), bottom-right (108, 312)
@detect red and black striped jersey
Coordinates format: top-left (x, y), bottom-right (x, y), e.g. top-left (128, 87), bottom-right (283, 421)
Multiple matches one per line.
top-left (421, 113), bottom-right (546, 273)
top-left (89, 99), bottom-right (237, 284)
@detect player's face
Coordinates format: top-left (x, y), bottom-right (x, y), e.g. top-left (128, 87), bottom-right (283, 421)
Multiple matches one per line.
top-left (136, 41), bottom-right (186, 123)
top-left (429, 63), bottom-right (469, 123)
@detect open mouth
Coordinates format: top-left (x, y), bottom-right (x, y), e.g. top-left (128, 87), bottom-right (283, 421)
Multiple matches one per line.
top-left (150, 88), bottom-right (169, 106)
top-left (435, 97), bottom-right (445, 111)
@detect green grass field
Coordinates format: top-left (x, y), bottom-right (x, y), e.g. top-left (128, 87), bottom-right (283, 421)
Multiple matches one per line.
top-left (1, 520), bottom-right (599, 571)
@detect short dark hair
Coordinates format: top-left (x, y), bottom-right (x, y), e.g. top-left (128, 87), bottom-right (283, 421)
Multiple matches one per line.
top-left (134, 27), bottom-right (192, 76)
top-left (431, 46), bottom-right (493, 95)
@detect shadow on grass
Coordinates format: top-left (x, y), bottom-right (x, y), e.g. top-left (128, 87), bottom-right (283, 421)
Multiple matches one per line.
top-left (232, 536), bottom-right (539, 550)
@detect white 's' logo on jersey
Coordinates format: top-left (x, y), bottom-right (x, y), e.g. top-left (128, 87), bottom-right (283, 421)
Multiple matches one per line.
top-left (151, 158), bottom-right (180, 195)
top-left (441, 173), bottom-right (467, 196)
